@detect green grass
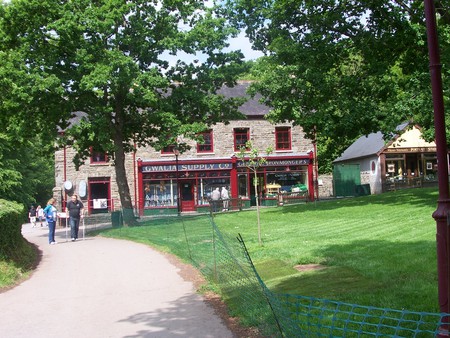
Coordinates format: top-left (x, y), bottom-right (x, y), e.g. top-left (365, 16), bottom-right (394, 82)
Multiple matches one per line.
top-left (98, 187), bottom-right (442, 314)
top-left (0, 239), bottom-right (39, 290)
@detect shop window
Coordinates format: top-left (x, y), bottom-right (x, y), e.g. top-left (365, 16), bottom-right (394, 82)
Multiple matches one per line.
top-left (196, 178), bottom-right (230, 205)
top-left (238, 174), bottom-right (249, 198)
top-left (275, 127), bottom-right (291, 150)
top-left (266, 172), bottom-right (308, 194)
top-left (90, 148), bottom-right (108, 164)
top-left (197, 130), bottom-right (214, 153)
top-left (234, 128), bottom-right (249, 151)
top-left (144, 180), bottom-right (178, 207)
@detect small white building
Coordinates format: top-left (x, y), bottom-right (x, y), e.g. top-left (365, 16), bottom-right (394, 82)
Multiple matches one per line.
top-left (333, 123), bottom-right (438, 196)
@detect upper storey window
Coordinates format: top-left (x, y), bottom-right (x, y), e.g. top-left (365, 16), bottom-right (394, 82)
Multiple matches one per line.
top-left (90, 148), bottom-right (108, 164)
top-left (275, 127), bottom-right (291, 150)
top-left (234, 128), bottom-right (249, 151)
top-left (161, 145), bottom-right (176, 154)
top-left (197, 130), bottom-right (213, 153)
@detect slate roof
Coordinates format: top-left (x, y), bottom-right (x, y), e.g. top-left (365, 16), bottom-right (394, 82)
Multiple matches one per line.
top-left (333, 122), bottom-right (409, 163)
top-left (218, 81), bottom-right (270, 117)
top-left (63, 81), bottom-right (269, 129)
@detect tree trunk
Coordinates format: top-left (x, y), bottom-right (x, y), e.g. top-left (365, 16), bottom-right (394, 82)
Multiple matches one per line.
top-left (113, 129), bottom-right (137, 226)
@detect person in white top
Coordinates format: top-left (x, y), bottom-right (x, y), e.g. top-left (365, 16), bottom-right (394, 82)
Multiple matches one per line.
top-left (211, 187), bottom-right (221, 212)
top-left (221, 187), bottom-right (229, 211)
top-left (36, 205), bottom-right (46, 227)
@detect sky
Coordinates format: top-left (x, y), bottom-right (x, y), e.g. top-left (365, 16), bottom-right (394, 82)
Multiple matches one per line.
top-left (162, 31), bottom-right (264, 67)
top-left (1, 0), bottom-right (264, 63)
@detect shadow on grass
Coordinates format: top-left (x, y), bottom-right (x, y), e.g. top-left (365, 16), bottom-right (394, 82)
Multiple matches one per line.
top-left (264, 187), bottom-right (439, 215)
top-left (259, 238), bottom-right (438, 312)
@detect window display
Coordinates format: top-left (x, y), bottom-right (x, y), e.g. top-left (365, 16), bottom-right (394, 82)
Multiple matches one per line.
top-left (266, 172), bottom-right (308, 195)
top-left (197, 178), bottom-right (230, 205)
top-left (144, 180), bottom-right (178, 207)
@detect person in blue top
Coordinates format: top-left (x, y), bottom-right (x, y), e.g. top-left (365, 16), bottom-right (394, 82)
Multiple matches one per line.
top-left (43, 198), bottom-right (58, 245)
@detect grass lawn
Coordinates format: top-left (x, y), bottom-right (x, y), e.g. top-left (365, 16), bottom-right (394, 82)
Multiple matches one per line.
top-left (100, 187), bottom-right (441, 314)
top-left (0, 239), bottom-right (39, 290)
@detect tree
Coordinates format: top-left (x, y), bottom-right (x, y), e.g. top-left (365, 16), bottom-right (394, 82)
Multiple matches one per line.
top-left (0, 2), bottom-right (56, 209)
top-left (1, 0), bottom-right (248, 224)
top-left (226, 1), bottom-right (450, 172)
top-left (238, 141), bottom-right (272, 246)
top-left (0, 131), bottom-right (55, 208)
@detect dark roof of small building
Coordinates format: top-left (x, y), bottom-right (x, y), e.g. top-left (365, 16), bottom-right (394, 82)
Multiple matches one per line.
top-left (333, 122), bottom-right (409, 163)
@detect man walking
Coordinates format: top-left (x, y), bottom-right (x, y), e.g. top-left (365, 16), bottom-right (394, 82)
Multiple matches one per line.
top-left (66, 194), bottom-right (84, 242)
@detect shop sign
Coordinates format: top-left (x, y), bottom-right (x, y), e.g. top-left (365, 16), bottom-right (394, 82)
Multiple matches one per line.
top-left (238, 159), bottom-right (310, 167)
top-left (384, 147), bottom-right (436, 153)
top-left (142, 162), bottom-right (232, 173)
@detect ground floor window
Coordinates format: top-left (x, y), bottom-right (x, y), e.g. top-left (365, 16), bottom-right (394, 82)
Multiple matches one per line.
top-left (142, 171), bottom-right (231, 208)
top-left (197, 178), bottom-right (230, 205)
top-left (265, 171), bottom-right (308, 195)
top-left (144, 180), bottom-right (178, 207)
top-left (385, 153), bottom-right (437, 182)
top-left (237, 167), bottom-right (309, 201)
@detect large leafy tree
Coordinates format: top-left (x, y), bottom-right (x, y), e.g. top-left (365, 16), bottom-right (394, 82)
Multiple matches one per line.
top-left (226, 1), bottom-right (450, 173)
top-left (1, 0), bottom-right (248, 224)
top-left (0, 2), bottom-right (55, 208)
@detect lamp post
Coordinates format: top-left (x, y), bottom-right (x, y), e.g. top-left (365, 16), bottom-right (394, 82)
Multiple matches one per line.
top-left (424, 0), bottom-right (450, 332)
top-left (173, 147), bottom-right (181, 216)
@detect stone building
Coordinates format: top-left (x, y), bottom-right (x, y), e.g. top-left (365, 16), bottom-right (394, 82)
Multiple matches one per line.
top-left (54, 81), bottom-right (320, 215)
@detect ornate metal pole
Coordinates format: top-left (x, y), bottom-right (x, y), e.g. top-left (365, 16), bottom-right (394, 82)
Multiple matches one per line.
top-left (173, 147), bottom-right (181, 216)
top-left (424, 0), bottom-right (450, 332)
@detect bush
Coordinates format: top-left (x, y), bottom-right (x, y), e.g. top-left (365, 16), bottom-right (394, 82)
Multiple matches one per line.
top-left (0, 199), bottom-right (37, 270)
top-left (0, 200), bottom-right (25, 258)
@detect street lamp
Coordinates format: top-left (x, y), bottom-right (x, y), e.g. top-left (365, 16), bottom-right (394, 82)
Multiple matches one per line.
top-left (173, 147), bottom-right (181, 216)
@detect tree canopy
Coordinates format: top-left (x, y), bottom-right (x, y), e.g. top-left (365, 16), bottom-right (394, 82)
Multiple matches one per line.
top-left (226, 0), bottom-right (450, 173)
top-left (0, 0), bottom-right (248, 222)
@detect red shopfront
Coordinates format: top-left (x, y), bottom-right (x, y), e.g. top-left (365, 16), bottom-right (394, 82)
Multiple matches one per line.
top-left (137, 153), bottom-right (314, 215)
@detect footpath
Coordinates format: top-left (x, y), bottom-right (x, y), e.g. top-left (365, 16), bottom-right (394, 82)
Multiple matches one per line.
top-left (0, 223), bottom-right (234, 338)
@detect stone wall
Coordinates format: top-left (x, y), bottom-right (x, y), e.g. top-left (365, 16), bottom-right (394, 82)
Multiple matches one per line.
top-left (317, 174), bottom-right (334, 198)
top-left (55, 119), bottom-right (331, 209)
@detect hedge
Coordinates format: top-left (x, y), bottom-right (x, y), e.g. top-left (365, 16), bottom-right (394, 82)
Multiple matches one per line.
top-left (0, 199), bottom-right (26, 260)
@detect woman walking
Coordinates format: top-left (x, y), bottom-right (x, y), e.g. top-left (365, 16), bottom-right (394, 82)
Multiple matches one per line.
top-left (43, 198), bottom-right (58, 245)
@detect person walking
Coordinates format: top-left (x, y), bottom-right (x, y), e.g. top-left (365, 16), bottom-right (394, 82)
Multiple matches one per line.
top-left (43, 198), bottom-right (58, 245)
top-left (211, 187), bottom-right (221, 212)
top-left (221, 187), bottom-right (229, 211)
top-left (28, 205), bottom-right (37, 228)
top-left (65, 194), bottom-right (84, 242)
top-left (36, 205), bottom-right (45, 227)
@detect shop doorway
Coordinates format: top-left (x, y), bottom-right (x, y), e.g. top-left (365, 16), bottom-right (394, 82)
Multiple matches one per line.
top-left (406, 154), bottom-right (418, 177)
top-left (88, 178), bottom-right (110, 214)
top-left (180, 180), bottom-right (196, 212)
top-left (249, 173), bottom-right (265, 206)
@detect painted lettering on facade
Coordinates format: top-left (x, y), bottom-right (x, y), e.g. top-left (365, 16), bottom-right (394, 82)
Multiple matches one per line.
top-left (142, 162), bottom-right (232, 173)
top-left (385, 147), bottom-right (437, 153)
top-left (237, 159), bottom-right (310, 167)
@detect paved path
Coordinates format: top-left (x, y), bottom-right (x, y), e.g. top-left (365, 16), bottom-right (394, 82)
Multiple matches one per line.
top-left (0, 223), bottom-right (233, 338)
